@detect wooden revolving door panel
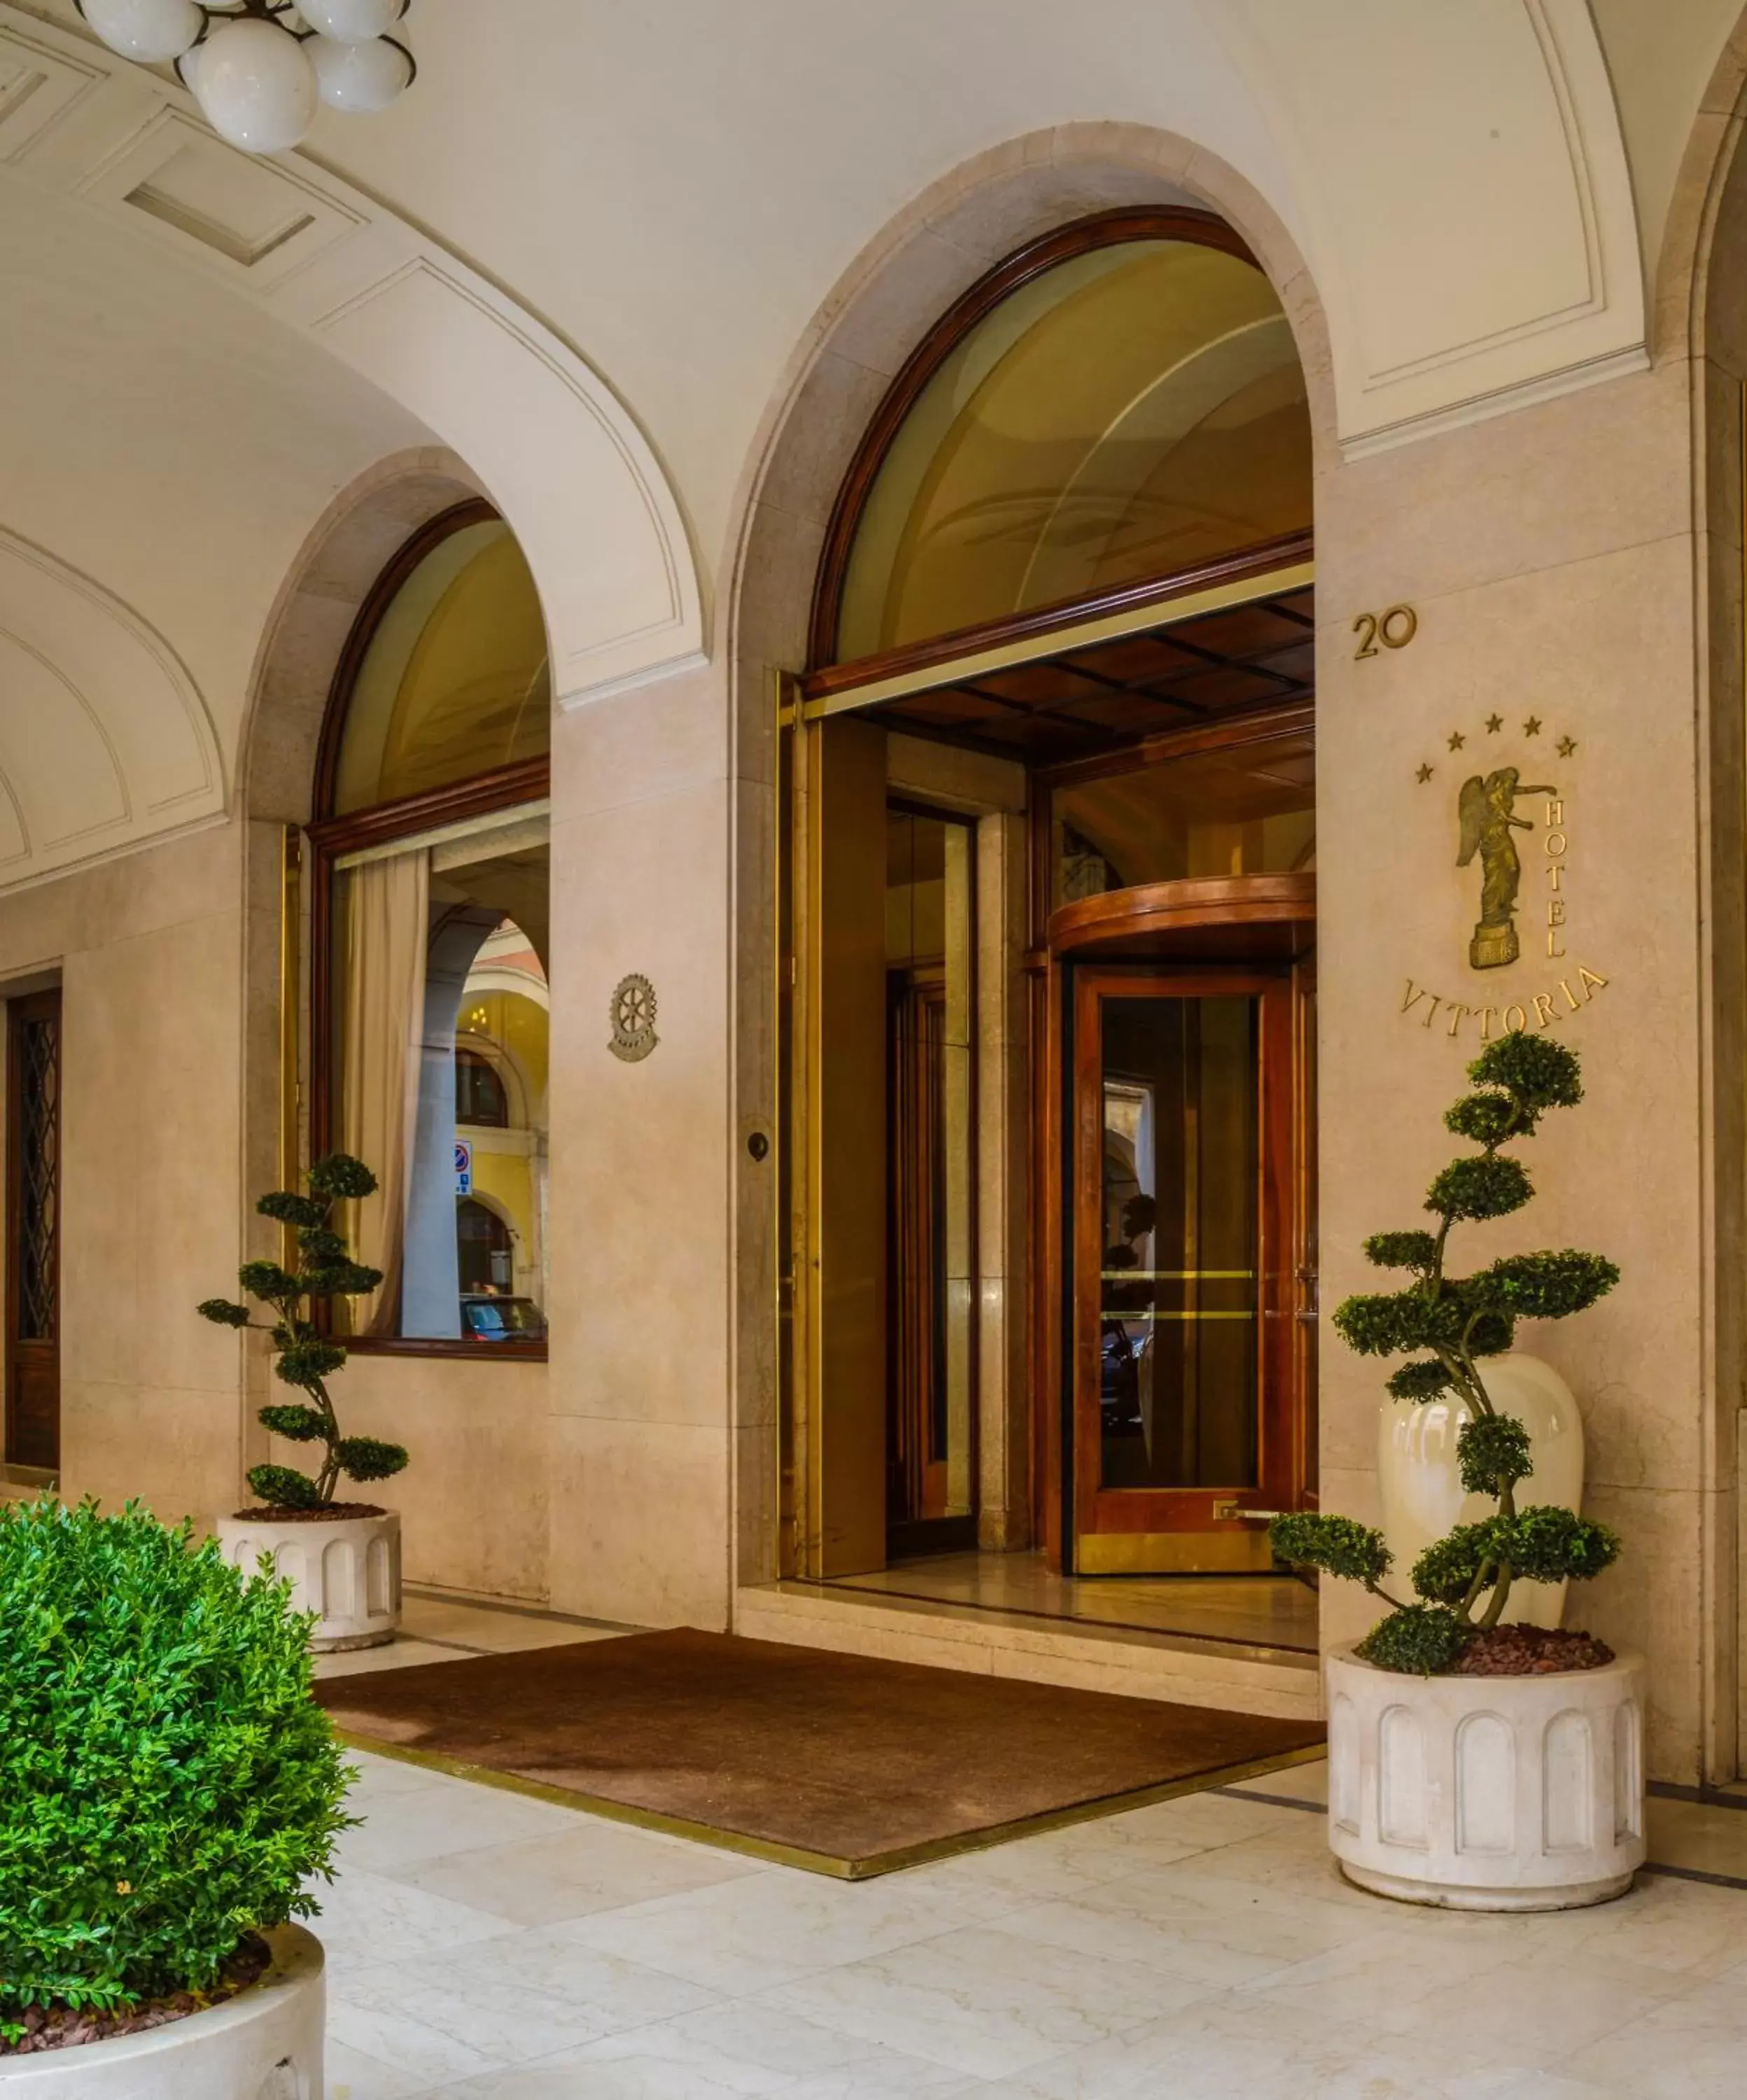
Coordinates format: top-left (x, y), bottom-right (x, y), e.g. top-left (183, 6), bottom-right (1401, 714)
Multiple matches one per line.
top-left (1045, 874), bottom-right (1317, 1574)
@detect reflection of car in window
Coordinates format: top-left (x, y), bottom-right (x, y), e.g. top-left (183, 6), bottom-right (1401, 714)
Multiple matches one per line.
top-left (460, 1294), bottom-right (548, 1342)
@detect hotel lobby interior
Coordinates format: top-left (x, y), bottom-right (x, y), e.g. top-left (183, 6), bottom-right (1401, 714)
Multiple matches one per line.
top-left (7, 0), bottom-right (1747, 2093)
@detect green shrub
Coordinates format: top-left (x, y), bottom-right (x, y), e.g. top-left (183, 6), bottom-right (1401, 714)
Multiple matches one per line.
top-left (1356, 1604), bottom-right (1473, 1676)
top-left (198, 1152), bottom-right (409, 1508)
top-left (0, 1498), bottom-right (353, 2018)
top-left (1270, 1513), bottom-right (1391, 1586)
top-left (1275, 1036), bottom-right (1620, 1672)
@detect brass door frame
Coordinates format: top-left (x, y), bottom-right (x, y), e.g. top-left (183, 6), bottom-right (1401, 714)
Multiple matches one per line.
top-left (778, 683), bottom-right (890, 1577)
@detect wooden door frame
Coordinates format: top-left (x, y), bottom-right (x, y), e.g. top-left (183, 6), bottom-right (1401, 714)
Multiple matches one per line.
top-left (1067, 965), bottom-right (1296, 1569)
top-left (6, 986), bottom-right (62, 1474)
top-left (1033, 892), bottom-right (1316, 1572)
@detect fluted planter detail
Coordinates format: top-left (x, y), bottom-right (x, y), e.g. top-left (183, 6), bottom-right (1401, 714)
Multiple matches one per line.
top-left (216, 1509), bottom-right (400, 1652)
top-left (1326, 1646), bottom-right (1646, 1910)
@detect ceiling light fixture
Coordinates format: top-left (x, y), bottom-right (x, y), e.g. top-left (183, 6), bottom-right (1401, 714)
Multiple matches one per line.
top-left (76, 0), bottom-right (415, 154)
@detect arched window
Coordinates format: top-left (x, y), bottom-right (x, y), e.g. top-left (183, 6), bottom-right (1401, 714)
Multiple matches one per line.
top-left (814, 210), bottom-right (1312, 671)
top-left (456, 1048), bottom-right (510, 1129)
top-left (322, 507), bottom-right (551, 813)
top-left (309, 502), bottom-right (551, 1354)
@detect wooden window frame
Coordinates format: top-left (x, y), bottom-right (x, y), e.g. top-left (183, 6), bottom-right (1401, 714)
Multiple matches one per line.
top-left (307, 505), bottom-right (550, 1362)
top-left (807, 206), bottom-right (1309, 682)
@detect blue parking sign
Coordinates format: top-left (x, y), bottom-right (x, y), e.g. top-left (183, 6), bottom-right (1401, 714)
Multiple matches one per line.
top-left (455, 1139), bottom-right (472, 1196)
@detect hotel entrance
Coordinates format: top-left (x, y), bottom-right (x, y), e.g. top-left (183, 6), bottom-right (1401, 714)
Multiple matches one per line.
top-left (776, 204), bottom-right (1320, 1640)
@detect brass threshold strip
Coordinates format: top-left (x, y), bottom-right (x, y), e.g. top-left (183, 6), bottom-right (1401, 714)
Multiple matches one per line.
top-left (1102, 1309), bottom-right (1256, 1322)
top-left (335, 1732), bottom-right (1327, 1882)
top-left (802, 558), bottom-right (1315, 720)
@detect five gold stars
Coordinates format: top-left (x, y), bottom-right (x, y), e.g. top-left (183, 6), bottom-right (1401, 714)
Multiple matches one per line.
top-left (1415, 715), bottom-right (1580, 784)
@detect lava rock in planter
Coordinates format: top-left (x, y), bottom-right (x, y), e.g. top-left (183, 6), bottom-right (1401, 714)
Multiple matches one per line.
top-left (0, 1925), bottom-right (322, 2096)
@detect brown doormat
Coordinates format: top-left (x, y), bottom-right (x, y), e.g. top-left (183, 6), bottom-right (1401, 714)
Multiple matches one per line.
top-left (317, 1628), bottom-right (1324, 1877)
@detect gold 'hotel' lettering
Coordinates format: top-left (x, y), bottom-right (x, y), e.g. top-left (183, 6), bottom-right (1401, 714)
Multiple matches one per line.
top-left (1402, 965), bottom-right (1608, 1039)
top-left (1545, 797), bottom-right (1567, 955)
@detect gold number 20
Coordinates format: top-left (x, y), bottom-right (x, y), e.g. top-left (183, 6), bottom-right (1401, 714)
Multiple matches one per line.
top-left (1352, 605), bottom-right (1418, 659)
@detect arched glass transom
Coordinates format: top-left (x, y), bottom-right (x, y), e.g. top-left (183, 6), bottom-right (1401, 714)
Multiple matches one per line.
top-left (332, 514), bottom-right (551, 816)
top-left (832, 230), bottom-right (1312, 664)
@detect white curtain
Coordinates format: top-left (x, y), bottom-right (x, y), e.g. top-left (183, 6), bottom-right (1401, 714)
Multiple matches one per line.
top-left (340, 850), bottom-right (429, 1337)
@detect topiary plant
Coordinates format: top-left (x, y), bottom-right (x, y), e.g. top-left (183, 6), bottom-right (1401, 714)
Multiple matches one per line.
top-left (198, 1152), bottom-right (408, 1512)
top-left (1270, 1034), bottom-right (1622, 1674)
top-left (0, 1497), bottom-right (352, 2029)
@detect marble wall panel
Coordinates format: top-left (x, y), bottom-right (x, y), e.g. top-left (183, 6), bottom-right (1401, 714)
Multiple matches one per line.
top-left (1313, 357), bottom-right (1725, 1779)
top-left (24, 825), bottom-right (251, 1512)
top-left (546, 676), bottom-right (736, 1623)
top-left (61, 1380), bottom-right (241, 1530)
top-left (312, 1354), bottom-right (550, 1603)
top-left (547, 1414), bottom-right (730, 1629)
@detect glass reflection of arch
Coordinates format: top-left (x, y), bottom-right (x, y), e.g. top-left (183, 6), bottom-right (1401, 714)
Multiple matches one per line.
top-left (813, 209), bottom-right (1312, 670)
top-left (309, 500), bottom-right (552, 1356)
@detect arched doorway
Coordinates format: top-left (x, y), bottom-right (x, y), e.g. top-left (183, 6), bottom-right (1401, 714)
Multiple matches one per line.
top-left (780, 207), bottom-right (1317, 1592)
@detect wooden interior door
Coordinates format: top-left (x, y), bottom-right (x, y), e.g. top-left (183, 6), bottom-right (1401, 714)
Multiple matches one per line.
top-left (6, 988), bottom-right (62, 1473)
top-left (1070, 965), bottom-right (1304, 1571)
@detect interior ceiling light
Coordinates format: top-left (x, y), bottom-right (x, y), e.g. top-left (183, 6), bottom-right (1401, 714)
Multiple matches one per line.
top-left (76, 0), bottom-right (414, 153)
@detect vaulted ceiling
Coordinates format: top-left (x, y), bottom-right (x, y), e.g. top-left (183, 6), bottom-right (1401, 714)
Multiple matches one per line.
top-left (1, 0), bottom-right (1743, 892)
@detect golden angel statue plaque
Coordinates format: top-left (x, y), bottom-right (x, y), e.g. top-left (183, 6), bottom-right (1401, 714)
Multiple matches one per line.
top-left (1457, 766), bottom-right (1556, 969)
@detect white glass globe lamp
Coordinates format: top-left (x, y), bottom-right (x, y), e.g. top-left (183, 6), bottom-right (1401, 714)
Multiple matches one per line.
top-left (310, 31), bottom-right (412, 112)
top-left (295, 0), bottom-right (405, 43)
top-left (78, 0), bottom-right (202, 63)
top-left (192, 17), bottom-right (318, 153)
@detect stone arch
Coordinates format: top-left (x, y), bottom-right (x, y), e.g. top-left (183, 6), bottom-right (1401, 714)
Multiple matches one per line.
top-left (729, 123), bottom-right (1335, 683)
top-left (0, 8), bottom-right (703, 712)
top-left (723, 125), bottom-right (1335, 1590)
top-left (238, 445), bottom-right (493, 828)
top-left (1672, 16), bottom-right (1747, 1781)
top-left (1654, 11), bottom-right (1747, 368)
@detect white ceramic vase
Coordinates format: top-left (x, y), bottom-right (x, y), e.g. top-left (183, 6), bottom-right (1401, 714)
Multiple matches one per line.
top-left (217, 1508), bottom-right (400, 1651)
top-left (1326, 1646), bottom-right (1646, 1910)
top-left (0, 1924), bottom-right (322, 2095)
top-left (1377, 1352), bottom-right (1583, 1629)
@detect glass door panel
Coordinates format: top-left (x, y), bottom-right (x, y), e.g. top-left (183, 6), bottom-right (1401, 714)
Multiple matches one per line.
top-left (1072, 967), bottom-right (1298, 1572)
top-left (886, 805), bottom-right (977, 1553)
top-left (1099, 994), bottom-right (1258, 1494)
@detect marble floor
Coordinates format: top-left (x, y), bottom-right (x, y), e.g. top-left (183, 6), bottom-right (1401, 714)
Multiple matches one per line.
top-left (821, 1550), bottom-right (1321, 1653)
top-left (315, 1589), bottom-right (633, 1681)
top-left (316, 1737), bottom-right (1747, 2100)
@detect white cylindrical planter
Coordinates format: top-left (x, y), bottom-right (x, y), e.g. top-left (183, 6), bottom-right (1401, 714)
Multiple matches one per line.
top-left (0, 1925), bottom-right (321, 2096)
top-left (218, 1508), bottom-right (400, 1651)
top-left (1326, 1646), bottom-right (1646, 1910)
top-left (1378, 1352), bottom-right (1583, 1629)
